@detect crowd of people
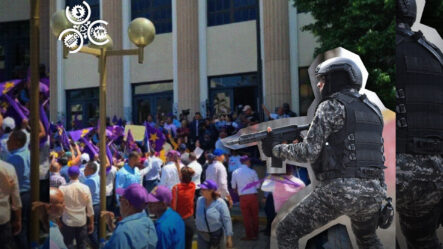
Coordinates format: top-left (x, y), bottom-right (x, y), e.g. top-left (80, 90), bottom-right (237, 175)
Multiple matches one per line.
top-left (0, 97), bottom-right (306, 249)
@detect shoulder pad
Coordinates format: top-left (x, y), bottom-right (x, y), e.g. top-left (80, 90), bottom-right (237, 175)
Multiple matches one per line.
top-left (397, 28), bottom-right (443, 66)
top-left (329, 91), bottom-right (357, 104)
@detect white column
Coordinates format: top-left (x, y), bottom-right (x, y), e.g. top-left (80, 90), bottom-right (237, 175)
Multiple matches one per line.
top-left (288, 2), bottom-right (300, 114)
top-left (198, 0), bottom-right (207, 117)
top-left (172, 0), bottom-right (178, 116)
top-left (57, 0), bottom-right (66, 124)
top-left (122, 0), bottom-right (131, 121)
top-left (259, 0), bottom-right (266, 107)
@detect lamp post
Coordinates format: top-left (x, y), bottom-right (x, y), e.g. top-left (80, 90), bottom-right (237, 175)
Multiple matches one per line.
top-left (50, 13), bottom-right (155, 241)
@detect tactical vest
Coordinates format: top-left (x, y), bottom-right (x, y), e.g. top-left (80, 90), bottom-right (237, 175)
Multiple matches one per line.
top-left (396, 27), bottom-right (443, 155)
top-left (312, 91), bottom-right (386, 181)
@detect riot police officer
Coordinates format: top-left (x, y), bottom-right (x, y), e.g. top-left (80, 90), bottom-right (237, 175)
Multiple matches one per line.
top-left (396, 1), bottom-right (443, 248)
top-left (272, 57), bottom-right (387, 249)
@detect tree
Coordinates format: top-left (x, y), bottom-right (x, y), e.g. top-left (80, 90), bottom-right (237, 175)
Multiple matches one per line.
top-left (293, 0), bottom-right (395, 109)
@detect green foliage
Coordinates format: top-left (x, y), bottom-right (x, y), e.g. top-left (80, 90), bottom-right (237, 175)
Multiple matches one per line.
top-left (293, 0), bottom-right (396, 109)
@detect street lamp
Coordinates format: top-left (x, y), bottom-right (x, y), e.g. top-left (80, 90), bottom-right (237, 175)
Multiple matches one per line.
top-left (50, 11), bottom-right (155, 241)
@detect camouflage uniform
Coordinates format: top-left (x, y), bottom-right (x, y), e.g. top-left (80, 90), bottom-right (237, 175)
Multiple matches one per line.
top-left (396, 153), bottom-right (443, 249)
top-left (273, 90), bottom-right (386, 249)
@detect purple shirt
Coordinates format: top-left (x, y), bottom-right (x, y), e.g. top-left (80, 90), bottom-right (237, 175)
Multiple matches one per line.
top-left (50, 172), bottom-right (66, 188)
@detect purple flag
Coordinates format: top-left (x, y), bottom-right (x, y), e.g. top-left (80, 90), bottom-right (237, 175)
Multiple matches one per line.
top-left (81, 137), bottom-right (98, 160)
top-left (56, 123), bottom-right (70, 151)
top-left (126, 129), bottom-right (140, 153)
top-left (69, 127), bottom-right (93, 142)
top-left (40, 77), bottom-right (50, 87)
top-left (106, 141), bottom-right (114, 168)
top-left (40, 102), bottom-right (50, 144)
top-left (117, 118), bottom-right (123, 126)
top-left (241, 175), bottom-right (303, 192)
top-left (2, 93), bottom-right (28, 125)
top-left (40, 82), bottom-right (49, 96)
top-left (0, 80), bottom-right (21, 97)
top-left (145, 123), bottom-right (166, 152)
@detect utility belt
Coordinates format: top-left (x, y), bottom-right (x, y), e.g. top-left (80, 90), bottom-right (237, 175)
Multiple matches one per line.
top-left (316, 167), bottom-right (384, 181)
top-left (397, 136), bottom-right (443, 155)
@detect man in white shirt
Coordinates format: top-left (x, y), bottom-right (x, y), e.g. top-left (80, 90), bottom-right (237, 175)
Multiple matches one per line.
top-left (0, 160), bottom-right (22, 249)
top-left (59, 166), bottom-right (94, 249)
top-left (206, 149), bottom-right (232, 207)
top-left (141, 150), bottom-right (163, 193)
top-left (0, 117), bottom-right (15, 161)
top-left (187, 152), bottom-right (202, 197)
top-left (231, 155), bottom-right (259, 240)
top-left (106, 165), bottom-right (117, 213)
top-left (159, 150), bottom-right (183, 190)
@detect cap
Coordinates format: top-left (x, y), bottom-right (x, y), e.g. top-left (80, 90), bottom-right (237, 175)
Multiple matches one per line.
top-left (199, 179), bottom-right (218, 190)
top-left (213, 149), bottom-right (225, 157)
top-left (68, 166), bottom-right (80, 177)
top-left (207, 153), bottom-right (215, 161)
top-left (81, 153), bottom-right (90, 164)
top-left (179, 143), bottom-right (187, 151)
top-left (116, 183), bottom-right (149, 210)
top-left (2, 117), bottom-right (16, 130)
top-left (240, 155), bottom-right (250, 163)
top-left (147, 185), bottom-right (172, 204)
top-left (166, 150), bottom-right (181, 158)
top-left (242, 105), bottom-right (251, 112)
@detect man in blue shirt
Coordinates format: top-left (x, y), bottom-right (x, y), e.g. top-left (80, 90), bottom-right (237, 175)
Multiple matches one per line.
top-left (83, 161), bottom-right (100, 249)
top-left (58, 156), bottom-right (70, 183)
top-left (147, 185), bottom-right (185, 249)
top-left (102, 183), bottom-right (158, 249)
top-left (115, 151), bottom-right (142, 206)
top-left (7, 130), bottom-right (31, 249)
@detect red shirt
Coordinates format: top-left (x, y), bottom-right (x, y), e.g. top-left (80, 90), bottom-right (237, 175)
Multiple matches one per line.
top-left (171, 182), bottom-right (196, 219)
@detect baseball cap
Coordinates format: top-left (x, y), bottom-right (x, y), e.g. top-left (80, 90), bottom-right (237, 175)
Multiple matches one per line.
top-left (213, 149), bottom-right (226, 157)
top-left (179, 143), bottom-right (187, 151)
top-left (199, 179), bottom-right (218, 190)
top-left (166, 150), bottom-right (181, 158)
top-left (81, 153), bottom-right (90, 164)
top-left (68, 166), bottom-right (80, 177)
top-left (147, 185), bottom-right (172, 205)
top-left (242, 105), bottom-right (251, 112)
top-left (240, 155), bottom-right (250, 163)
top-left (116, 184), bottom-right (149, 210)
top-left (207, 153), bottom-right (215, 161)
top-left (2, 117), bottom-right (16, 130)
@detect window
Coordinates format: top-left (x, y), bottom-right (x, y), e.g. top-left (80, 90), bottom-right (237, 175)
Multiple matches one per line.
top-left (132, 81), bottom-right (173, 124)
top-left (65, 0), bottom-right (100, 22)
top-left (0, 21), bottom-right (29, 81)
top-left (208, 73), bottom-right (259, 117)
top-left (66, 88), bottom-right (99, 129)
top-left (298, 67), bottom-right (314, 116)
top-left (131, 0), bottom-right (172, 34)
top-left (207, 0), bottom-right (257, 27)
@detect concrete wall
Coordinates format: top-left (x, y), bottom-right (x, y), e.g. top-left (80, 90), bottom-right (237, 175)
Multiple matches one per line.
top-left (130, 33), bottom-right (173, 83)
top-left (207, 20), bottom-right (257, 76)
top-left (297, 13), bottom-right (318, 67)
top-left (0, 0), bottom-right (30, 22)
top-left (64, 53), bottom-right (99, 89)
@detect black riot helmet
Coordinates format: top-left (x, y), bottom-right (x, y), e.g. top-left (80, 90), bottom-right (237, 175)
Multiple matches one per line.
top-left (397, 0), bottom-right (417, 27)
top-left (315, 57), bottom-right (363, 99)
